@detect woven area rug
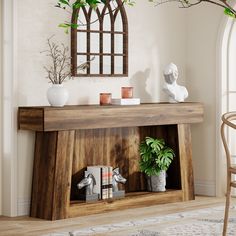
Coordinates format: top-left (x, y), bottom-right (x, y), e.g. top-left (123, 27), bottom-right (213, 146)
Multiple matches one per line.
top-left (43, 206), bottom-right (236, 236)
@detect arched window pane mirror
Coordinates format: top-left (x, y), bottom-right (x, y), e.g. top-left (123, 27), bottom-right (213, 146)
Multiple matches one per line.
top-left (71, 0), bottom-right (128, 77)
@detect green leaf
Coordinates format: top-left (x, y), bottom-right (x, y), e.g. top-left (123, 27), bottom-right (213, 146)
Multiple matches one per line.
top-left (58, 23), bottom-right (70, 34)
top-left (224, 8), bottom-right (236, 18)
top-left (59, 0), bottom-right (71, 7)
top-left (71, 23), bottom-right (79, 29)
top-left (58, 23), bottom-right (70, 28)
top-left (72, 1), bottom-right (85, 9)
top-left (139, 136), bottom-right (175, 175)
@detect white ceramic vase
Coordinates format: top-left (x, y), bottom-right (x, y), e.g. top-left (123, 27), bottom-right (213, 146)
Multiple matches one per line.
top-left (47, 84), bottom-right (69, 107)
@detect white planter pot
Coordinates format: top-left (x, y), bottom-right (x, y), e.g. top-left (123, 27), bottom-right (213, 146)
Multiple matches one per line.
top-left (47, 84), bottom-right (69, 107)
top-left (147, 170), bottom-right (166, 192)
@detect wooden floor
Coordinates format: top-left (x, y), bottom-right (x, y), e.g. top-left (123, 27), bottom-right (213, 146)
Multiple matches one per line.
top-left (0, 196), bottom-right (234, 236)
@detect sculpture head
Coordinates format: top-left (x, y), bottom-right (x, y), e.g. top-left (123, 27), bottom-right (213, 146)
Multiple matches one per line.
top-left (163, 63), bottom-right (178, 84)
top-left (113, 167), bottom-right (127, 184)
top-left (77, 173), bottom-right (96, 190)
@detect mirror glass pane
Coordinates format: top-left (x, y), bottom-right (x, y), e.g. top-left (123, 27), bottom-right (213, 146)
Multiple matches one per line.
top-left (91, 33), bottom-right (99, 53)
top-left (103, 8), bottom-right (111, 31)
top-left (77, 8), bottom-right (87, 30)
top-left (110, 1), bottom-right (118, 11)
top-left (90, 10), bottom-right (99, 31)
top-left (77, 32), bottom-right (87, 53)
top-left (114, 34), bottom-right (123, 54)
top-left (103, 34), bottom-right (111, 53)
top-left (114, 56), bottom-right (123, 74)
top-left (114, 11), bottom-right (123, 32)
top-left (77, 56), bottom-right (88, 75)
top-left (90, 55), bottom-right (99, 74)
top-left (103, 56), bottom-right (111, 74)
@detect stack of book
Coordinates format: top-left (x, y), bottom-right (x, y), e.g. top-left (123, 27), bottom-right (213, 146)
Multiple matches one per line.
top-left (87, 166), bottom-right (113, 200)
top-left (111, 98), bottom-right (140, 106)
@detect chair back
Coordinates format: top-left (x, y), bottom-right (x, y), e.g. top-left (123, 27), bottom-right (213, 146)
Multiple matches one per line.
top-left (221, 112), bottom-right (236, 169)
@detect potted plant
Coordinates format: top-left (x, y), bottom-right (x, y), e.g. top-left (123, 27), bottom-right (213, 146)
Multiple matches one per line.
top-left (139, 137), bottom-right (175, 192)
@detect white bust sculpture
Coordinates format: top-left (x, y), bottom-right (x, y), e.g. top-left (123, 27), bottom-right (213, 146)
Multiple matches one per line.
top-left (163, 63), bottom-right (188, 103)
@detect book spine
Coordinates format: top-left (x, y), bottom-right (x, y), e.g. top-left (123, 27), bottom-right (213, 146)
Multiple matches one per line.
top-left (108, 166), bottom-right (113, 198)
top-left (101, 166), bottom-right (108, 200)
top-left (101, 167), bottom-right (104, 200)
top-left (106, 166), bottom-right (109, 199)
top-left (104, 166), bottom-right (109, 199)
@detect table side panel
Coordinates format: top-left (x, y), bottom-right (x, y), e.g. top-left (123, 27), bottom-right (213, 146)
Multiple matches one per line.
top-left (31, 131), bottom-right (58, 220)
top-left (178, 124), bottom-right (194, 201)
top-left (52, 131), bottom-right (75, 220)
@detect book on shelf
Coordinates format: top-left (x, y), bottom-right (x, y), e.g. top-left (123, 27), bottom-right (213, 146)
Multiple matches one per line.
top-left (101, 166), bottom-right (113, 199)
top-left (108, 166), bottom-right (113, 199)
top-left (111, 98), bottom-right (140, 105)
top-left (87, 165), bottom-right (113, 200)
top-left (101, 166), bottom-right (108, 200)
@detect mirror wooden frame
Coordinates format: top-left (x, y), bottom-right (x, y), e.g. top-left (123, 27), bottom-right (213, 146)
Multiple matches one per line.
top-left (71, 0), bottom-right (128, 77)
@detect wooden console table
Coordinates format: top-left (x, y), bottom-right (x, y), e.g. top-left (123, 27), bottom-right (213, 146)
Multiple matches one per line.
top-left (18, 103), bottom-right (204, 220)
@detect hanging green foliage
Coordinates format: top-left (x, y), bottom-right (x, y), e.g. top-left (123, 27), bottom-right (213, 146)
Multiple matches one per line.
top-left (149, 0), bottom-right (236, 19)
top-left (55, 0), bottom-right (135, 33)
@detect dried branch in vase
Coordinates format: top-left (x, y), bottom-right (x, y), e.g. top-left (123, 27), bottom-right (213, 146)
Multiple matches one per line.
top-left (42, 36), bottom-right (93, 84)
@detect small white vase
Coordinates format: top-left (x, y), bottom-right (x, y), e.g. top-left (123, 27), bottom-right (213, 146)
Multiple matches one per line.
top-left (47, 84), bottom-right (69, 107)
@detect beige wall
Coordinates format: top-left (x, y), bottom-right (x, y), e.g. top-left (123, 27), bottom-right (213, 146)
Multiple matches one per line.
top-left (9, 0), bottom-right (228, 215)
top-left (16, 0), bottom-right (187, 214)
top-left (186, 5), bottom-right (223, 196)
top-left (3, 0), bottom-right (228, 216)
top-left (0, 0), bottom-right (3, 216)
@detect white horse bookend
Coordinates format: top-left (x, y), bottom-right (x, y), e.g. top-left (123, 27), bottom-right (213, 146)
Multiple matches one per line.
top-left (77, 171), bottom-right (99, 202)
top-left (112, 167), bottom-right (127, 198)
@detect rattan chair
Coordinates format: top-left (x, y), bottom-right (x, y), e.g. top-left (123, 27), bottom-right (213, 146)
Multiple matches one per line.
top-left (221, 112), bottom-right (236, 236)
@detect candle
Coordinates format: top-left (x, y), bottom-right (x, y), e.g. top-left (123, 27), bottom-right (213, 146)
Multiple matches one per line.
top-left (100, 93), bottom-right (112, 105)
top-left (121, 87), bottom-right (133, 99)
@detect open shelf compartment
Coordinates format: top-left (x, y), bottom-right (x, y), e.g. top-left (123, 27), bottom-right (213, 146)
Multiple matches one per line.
top-left (69, 125), bottom-right (182, 216)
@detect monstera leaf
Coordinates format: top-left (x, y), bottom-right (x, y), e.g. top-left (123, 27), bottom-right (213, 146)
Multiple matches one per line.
top-left (139, 137), bottom-right (175, 176)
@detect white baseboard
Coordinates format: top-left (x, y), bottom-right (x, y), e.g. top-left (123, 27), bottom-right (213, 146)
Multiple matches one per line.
top-left (17, 198), bottom-right (30, 216)
top-left (194, 180), bottom-right (216, 197)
